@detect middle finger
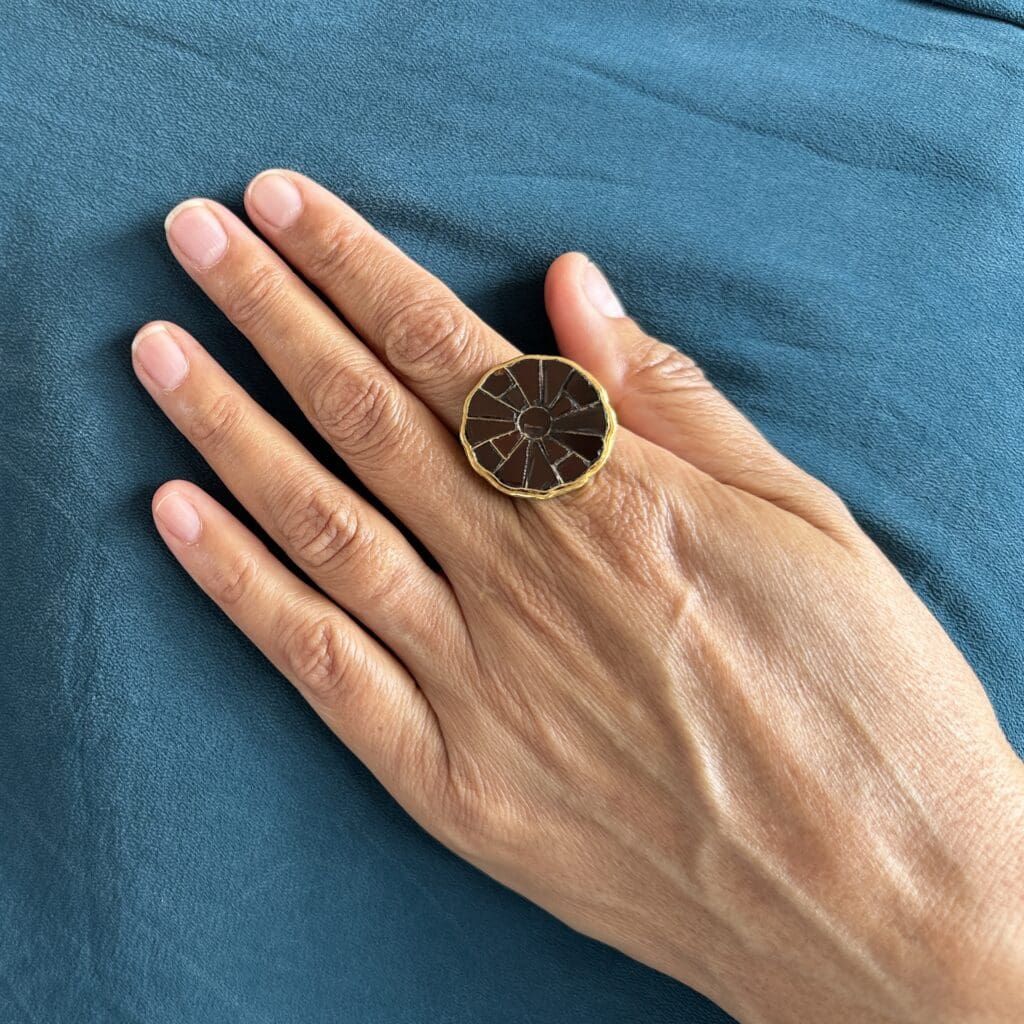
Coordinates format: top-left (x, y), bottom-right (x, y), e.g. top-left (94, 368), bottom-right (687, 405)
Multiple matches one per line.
top-left (163, 198), bottom-right (511, 562)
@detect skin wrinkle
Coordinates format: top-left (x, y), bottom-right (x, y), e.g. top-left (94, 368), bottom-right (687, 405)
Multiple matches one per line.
top-left (140, 170), bottom-right (1024, 1024)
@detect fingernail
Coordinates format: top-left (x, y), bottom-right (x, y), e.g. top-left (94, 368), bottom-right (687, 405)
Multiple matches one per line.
top-left (132, 324), bottom-right (189, 391)
top-left (154, 493), bottom-right (203, 544)
top-left (583, 260), bottom-right (626, 318)
top-left (165, 200), bottom-right (228, 269)
top-left (247, 171), bottom-right (303, 229)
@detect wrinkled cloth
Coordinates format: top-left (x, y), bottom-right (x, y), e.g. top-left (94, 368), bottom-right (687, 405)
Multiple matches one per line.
top-left (1, 2), bottom-right (1022, 1022)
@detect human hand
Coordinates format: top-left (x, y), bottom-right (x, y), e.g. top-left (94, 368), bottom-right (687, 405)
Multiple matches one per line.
top-left (132, 171), bottom-right (1024, 1024)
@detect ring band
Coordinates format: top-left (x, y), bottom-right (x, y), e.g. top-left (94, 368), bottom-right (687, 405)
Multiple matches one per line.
top-left (460, 355), bottom-right (617, 499)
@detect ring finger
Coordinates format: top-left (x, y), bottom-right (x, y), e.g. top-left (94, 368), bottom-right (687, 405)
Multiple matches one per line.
top-left (132, 319), bottom-right (464, 676)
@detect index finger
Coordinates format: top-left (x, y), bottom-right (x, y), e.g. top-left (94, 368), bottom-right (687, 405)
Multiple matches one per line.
top-left (243, 169), bottom-right (520, 430)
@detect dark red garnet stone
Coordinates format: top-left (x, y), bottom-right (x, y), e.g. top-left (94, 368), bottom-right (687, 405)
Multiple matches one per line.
top-left (462, 357), bottom-right (610, 494)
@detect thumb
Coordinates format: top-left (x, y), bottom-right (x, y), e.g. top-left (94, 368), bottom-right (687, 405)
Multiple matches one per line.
top-left (544, 252), bottom-right (856, 540)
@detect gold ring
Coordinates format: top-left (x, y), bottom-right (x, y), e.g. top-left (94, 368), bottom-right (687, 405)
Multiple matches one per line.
top-left (459, 354), bottom-right (617, 499)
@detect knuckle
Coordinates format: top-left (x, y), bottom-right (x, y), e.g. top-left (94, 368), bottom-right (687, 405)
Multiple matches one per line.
top-left (631, 338), bottom-right (706, 394)
top-left (188, 391), bottom-right (245, 449)
top-left (304, 215), bottom-right (371, 282)
top-left (208, 551), bottom-right (259, 606)
top-left (556, 453), bottom-right (635, 523)
top-left (222, 261), bottom-right (290, 331)
top-left (279, 614), bottom-right (359, 704)
top-left (306, 360), bottom-right (406, 463)
top-left (545, 446), bottom-right (675, 573)
top-left (278, 484), bottom-right (369, 574)
top-left (378, 293), bottom-right (473, 384)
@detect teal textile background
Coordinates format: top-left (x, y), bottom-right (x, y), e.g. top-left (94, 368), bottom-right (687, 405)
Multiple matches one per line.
top-left (1, 2), bottom-right (1021, 1021)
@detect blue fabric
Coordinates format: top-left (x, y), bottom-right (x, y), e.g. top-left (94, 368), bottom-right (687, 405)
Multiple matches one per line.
top-left (2, 2), bottom-right (1021, 1021)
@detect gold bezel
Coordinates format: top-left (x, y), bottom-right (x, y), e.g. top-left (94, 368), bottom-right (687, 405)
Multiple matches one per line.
top-left (459, 354), bottom-right (617, 500)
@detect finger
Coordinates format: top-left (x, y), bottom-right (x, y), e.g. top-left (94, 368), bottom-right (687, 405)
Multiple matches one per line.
top-left (544, 252), bottom-right (859, 539)
top-left (151, 480), bottom-right (445, 808)
top-left (243, 170), bottom-right (519, 428)
top-left (132, 320), bottom-right (464, 677)
top-left (162, 198), bottom-right (510, 560)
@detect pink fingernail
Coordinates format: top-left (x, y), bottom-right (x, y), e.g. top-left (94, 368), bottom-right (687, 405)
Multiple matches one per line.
top-left (247, 172), bottom-right (303, 229)
top-left (583, 261), bottom-right (626, 318)
top-left (165, 201), bottom-right (228, 269)
top-left (132, 325), bottom-right (189, 391)
top-left (154, 493), bottom-right (203, 544)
